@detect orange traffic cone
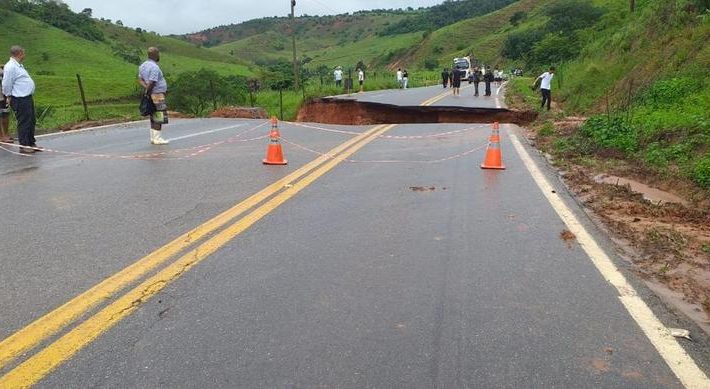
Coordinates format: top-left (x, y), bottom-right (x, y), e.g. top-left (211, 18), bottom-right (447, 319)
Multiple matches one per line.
top-left (263, 117), bottom-right (288, 165)
top-left (480, 123), bottom-right (505, 170)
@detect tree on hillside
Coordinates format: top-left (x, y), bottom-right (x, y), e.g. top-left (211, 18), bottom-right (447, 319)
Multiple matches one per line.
top-left (510, 11), bottom-right (527, 26)
top-left (3, 0), bottom-right (105, 41)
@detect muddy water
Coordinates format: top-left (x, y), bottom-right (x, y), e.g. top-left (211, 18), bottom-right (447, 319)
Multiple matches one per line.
top-left (593, 174), bottom-right (689, 206)
top-left (297, 98), bottom-right (537, 125)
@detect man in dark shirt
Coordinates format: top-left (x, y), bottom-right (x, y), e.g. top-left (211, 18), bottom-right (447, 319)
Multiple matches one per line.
top-left (441, 68), bottom-right (449, 88)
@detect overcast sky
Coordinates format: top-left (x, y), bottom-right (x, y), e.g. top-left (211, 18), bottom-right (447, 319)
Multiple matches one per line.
top-left (61, 0), bottom-right (444, 35)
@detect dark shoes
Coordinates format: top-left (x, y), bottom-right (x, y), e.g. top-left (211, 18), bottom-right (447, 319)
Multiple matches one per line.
top-left (18, 144), bottom-right (42, 154)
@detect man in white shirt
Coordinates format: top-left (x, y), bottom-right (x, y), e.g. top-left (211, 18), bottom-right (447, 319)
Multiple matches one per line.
top-left (537, 66), bottom-right (555, 111)
top-left (396, 68), bottom-right (403, 89)
top-left (357, 68), bottom-right (364, 92)
top-left (2, 46), bottom-right (39, 153)
top-left (333, 66), bottom-right (343, 88)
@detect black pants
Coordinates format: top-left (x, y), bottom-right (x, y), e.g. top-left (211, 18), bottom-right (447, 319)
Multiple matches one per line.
top-left (541, 88), bottom-right (551, 110)
top-left (10, 95), bottom-right (36, 146)
top-left (473, 82), bottom-right (480, 96)
top-left (485, 81), bottom-right (491, 96)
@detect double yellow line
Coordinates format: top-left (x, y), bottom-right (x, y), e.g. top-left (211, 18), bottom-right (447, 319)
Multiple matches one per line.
top-left (0, 123), bottom-right (396, 388)
top-left (420, 84), bottom-right (471, 106)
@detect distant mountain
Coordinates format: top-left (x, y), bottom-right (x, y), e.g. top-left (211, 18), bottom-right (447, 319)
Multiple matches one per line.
top-left (180, 0), bottom-right (520, 48)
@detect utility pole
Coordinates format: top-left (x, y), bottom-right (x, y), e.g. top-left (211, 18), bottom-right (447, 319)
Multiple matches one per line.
top-left (290, 0), bottom-right (299, 89)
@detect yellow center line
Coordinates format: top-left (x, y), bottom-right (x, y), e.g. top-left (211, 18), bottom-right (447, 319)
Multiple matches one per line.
top-left (0, 123), bottom-right (389, 372)
top-left (0, 124), bottom-right (397, 388)
top-left (420, 84), bottom-right (471, 106)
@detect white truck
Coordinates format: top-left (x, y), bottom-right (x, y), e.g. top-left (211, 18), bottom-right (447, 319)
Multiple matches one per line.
top-left (453, 57), bottom-right (473, 80)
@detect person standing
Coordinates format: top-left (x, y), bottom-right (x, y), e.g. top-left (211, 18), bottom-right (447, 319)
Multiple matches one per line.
top-left (396, 68), bottom-right (403, 89)
top-left (451, 67), bottom-right (462, 96)
top-left (357, 68), bottom-right (364, 92)
top-left (537, 66), bottom-right (555, 111)
top-left (2, 46), bottom-right (39, 154)
top-left (0, 64), bottom-right (13, 143)
top-left (471, 66), bottom-right (482, 97)
top-left (441, 68), bottom-right (449, 88)
top-left (483, 69), bottom-right (494, 97)
top-left (138, 47), bottom-right (169, 145)
top-left (402, 69), bottom-right (409, 89)
top-left (334, 66), bottom-right (343, 88)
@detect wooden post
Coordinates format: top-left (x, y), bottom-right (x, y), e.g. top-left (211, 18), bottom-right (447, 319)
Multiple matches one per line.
top-left (279, 88), bottom-right (284, 121)
top-left (76, 74), bottom-right (89, 120)
top-left (209, 79), bottom-right (217, 111)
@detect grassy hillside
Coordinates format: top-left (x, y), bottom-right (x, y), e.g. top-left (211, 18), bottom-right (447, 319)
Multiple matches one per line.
top-left (0, 9), bottom-right (255, 129)
top-left (211, 13), bottom-right (410, 65)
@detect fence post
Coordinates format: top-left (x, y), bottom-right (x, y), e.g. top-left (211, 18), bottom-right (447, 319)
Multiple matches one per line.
top-left (76, 74), bottom-right (89, 120)
top-left (209, 79), bottom-right (217, 111)
top-left (279, 88), bottom-right (284, 121)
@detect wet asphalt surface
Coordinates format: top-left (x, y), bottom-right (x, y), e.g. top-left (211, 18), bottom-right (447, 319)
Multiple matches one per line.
top-left (327, 82), bottom-right (506, 109)
top-left (0, 88), bottom-right (708, 387)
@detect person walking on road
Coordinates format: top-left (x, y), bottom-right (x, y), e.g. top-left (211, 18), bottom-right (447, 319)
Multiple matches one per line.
top-left (402, 69), bottom-right (409, 89)
top-left (471, 66), bottom-right (482, 97)
top-left (396, 68), bottom-right (403, 89)
top-left (483, 69), bottom-right (494, 97)
top-left (2, 46), bottom-right (40, 154)
top-left (537, 66), bottom-right (555, 111)
top-left (441, 68), bottom-right (449, 88)
top-left (0, 64), bottom-right (13, 143)
top-left (334, 66), bottom-right (343, 88)
top-left (138, 47), bottom-right (169, 145)
top-left (451, 67), bottom-right (462, 96)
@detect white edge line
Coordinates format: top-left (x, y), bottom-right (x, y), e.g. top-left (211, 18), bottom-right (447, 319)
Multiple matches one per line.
top-left (166, 124), bottom-right (246, 142)
top-left (37, 120), bottom-right (149, 139)
top-left (508, 130), bottom-right (710, 389)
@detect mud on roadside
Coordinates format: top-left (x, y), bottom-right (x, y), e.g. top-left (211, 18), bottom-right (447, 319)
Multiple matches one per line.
top-left (529, 119), bottom-right (710, 334)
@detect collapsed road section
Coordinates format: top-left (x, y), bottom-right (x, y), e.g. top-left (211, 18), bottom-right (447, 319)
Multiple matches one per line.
top-left (297, 97), bottom-right (537, 126)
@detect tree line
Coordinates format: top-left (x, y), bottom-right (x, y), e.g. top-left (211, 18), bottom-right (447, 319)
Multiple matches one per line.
top-left (1, 0), bottom-right (104, 42)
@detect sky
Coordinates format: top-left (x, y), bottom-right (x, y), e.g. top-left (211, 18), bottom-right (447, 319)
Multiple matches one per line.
top-left (61, 0), bottom-right (444, 35)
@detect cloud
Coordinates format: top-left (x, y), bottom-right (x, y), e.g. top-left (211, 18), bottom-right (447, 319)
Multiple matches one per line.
top-left (62, 0), bottom-right (442, 35)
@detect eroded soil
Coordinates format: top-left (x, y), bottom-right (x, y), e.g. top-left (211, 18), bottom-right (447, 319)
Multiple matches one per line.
top-left (529, 119), bottom-right (710, 334)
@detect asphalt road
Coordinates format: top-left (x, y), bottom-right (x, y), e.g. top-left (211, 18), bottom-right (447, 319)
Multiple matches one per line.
top-left (327, 82), bottom-right (506, 109)
top-left (0, 88), bottom-right (708, 388)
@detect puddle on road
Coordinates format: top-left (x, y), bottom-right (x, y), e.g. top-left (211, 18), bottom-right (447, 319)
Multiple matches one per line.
top-left (593, 174), bottom-right (689, 206)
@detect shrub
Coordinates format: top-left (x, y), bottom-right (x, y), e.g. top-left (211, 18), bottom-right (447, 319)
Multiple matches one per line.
top-left (510, 11), bottom-right (527, 26)
top-left (640, 77), bottom-right (702, 108)
top-left (693, 155), bottom-right (710, 189)
top-left (423, 58), bottom-right (438, 70)
top-left (581, 115), bottom-right (638, 153)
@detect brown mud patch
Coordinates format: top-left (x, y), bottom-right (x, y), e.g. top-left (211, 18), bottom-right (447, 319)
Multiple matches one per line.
top-left (209, 106), bottom-right (269, 119)
top-left (561, 166), bottom-right (710, 333)
top-left (528, 116), bottom-right (710, 334)
top-left (297, 98), bottom-right (537, 126)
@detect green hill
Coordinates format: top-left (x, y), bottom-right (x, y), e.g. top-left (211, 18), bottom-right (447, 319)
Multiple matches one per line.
top-left (0, 3), bottom-right (255, 129)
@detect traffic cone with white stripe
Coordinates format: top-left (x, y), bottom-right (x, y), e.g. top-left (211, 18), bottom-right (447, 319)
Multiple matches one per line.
top-left (480, 122), bottom-right (505, 170)
top-left (263, 117), bottom-right (287, 165)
